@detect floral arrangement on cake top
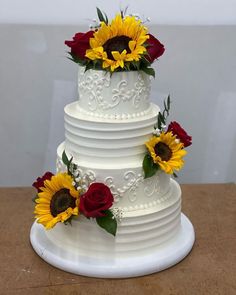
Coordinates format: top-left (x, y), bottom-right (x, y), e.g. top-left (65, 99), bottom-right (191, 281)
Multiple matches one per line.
top-left (32, 152), bottom-right (119, 236)
top-left (143, 96), bottom-right (192, 178)
top-left (65, 7), bottom-right (165, 75)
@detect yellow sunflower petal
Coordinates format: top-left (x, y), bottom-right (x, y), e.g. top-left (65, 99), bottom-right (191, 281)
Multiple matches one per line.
top-left (128, 40), bottom-right (136, 52)
top-left (33, 172), bottom-right (80, 229)
top-left (145, 132), bottom-right (187, 174)
top-left (87, 13), bottom-right (149, 71)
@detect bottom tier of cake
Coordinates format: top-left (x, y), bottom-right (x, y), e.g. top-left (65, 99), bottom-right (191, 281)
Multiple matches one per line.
top-left (30, 179), bottom-right (195, 278)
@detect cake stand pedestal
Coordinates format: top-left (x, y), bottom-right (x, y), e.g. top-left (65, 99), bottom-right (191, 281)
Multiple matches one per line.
top-left (30, 213), bottom-right (195, 278)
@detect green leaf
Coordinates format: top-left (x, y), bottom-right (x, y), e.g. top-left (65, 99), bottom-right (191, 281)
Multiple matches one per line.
top-left (67, 57), bottom-right (78, 64)
top-left (156, 96), bottom-right (172, 130)
top-left (164, 100), bottom-right (167, 111)
top-left (158, 112), bottom-right (166, 126)
top-left (165, 95), bottom-right (171, 116)
top-left (68, 52), bottom-right (88, 65)
top-left (159, 112), bottom-right (164, 123)
top-left (96, 7), bottom-right (108, 24)
top-left (85, 62), bottom-right (95, 72)
top-left (167, 95), bottom-right (171, 109)
top-left (120, 5), bottom-right (129, 19)
top-left (62, 150), bottom-right (74, 175)
top-left (104, 12), bottom-right (108, 24)
top-left (32, 194), bottom-right (38, 203)
top-left (173, 172), bottom-right (178, 178)
top-left (157, 113), bottom-right (163, 130)
top-left (125, 62), bottom-right (130, 71)
top-left (134, 61), bottom-right (140, 70)
top-left (64, 215), bottom-right (74, 225)
top-left (62, 150), bottom-right (69, 166)
top-left (141, 67), bottom-right (155, 77)
top-left (96, 210), bottom-right (117, 236)
top-left (67, 157), bottom-right (74, 176)
top-left (143, 154), bottom-right (159, 179)
top-left (96, 7), bottom-right (104, 22)
top-left (140, 56), bottom-right (151, 67)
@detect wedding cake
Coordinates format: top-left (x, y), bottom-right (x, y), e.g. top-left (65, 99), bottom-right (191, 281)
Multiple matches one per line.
top-left (30, 9), bottom-right (195, 278)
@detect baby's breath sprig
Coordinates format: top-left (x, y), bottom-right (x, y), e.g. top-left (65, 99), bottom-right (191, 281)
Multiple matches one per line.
top-left (89, 18), bottom-right (100, 30)
top-left (111, 208), bottom-right (123, 223)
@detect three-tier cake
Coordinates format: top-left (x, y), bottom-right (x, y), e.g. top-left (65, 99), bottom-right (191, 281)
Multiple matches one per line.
top-left (30, 9), bottom-right (195, 278)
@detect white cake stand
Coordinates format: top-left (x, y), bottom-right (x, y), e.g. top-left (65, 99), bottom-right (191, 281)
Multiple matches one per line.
top-left (30, 213), bottom-right (194, 278)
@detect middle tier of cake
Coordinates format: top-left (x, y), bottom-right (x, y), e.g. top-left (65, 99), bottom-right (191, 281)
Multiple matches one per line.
top-left (57, 142), bottom-right (171, 211)
top-left (63, 101), bottom-right (159, 167)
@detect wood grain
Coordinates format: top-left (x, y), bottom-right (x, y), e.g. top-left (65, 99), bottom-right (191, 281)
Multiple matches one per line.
top-left (0, 184), bottom-right (235, 295)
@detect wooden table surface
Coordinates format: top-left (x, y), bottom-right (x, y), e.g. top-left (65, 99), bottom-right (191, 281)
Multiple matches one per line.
top-left (0, 184), bottom-right (235, 295)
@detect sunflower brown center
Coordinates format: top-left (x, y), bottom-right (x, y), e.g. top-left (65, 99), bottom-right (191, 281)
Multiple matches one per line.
top-left (103, 35), bottom-right (132, 60)
top-left (50, 188), bottom-right (76, 217)
top-left (154, 142), bottom-right (172, 161)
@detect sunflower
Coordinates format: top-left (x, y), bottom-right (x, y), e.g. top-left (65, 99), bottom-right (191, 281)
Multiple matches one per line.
top-left (85, 14), bottom-right (149, 71)
top-left (34, 173), bottom-right (80, 229)
top-left (145, 132), bottom-right (187, 174)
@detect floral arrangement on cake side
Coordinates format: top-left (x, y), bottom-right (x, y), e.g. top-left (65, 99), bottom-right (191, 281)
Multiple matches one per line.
top-left (65, 7), bottom-right (165, 76)
top-left (32, 152), bottom-right (119, 236)
top-left (143, 96), bottom-right (192, 178)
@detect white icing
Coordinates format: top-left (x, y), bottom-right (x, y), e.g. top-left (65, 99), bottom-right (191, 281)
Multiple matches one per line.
top-left (64, 102), bottom-right (159, 167)
top-left (75, 104), bottom-right (151, 120)
top-left (46, 179), bottom-right (181, 258)
top-left (78, 67), bottom-right (151, 117)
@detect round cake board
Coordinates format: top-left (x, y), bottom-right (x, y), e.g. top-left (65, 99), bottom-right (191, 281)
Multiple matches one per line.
top-left (30, 213), bottom-right (195, 278)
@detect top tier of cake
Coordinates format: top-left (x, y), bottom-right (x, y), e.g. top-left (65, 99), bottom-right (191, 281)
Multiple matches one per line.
top-left (77, 67), bottom-right (151, 119)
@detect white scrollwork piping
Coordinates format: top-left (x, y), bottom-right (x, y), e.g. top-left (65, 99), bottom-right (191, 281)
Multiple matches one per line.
top-left (78, 70), bottom-right (151, 112)
top-left (143, 174), bottom-right (162, 197)
top-left (104, 171), bottom-right (144, 203)
top-left (79, 72), bottom-right (111, 111)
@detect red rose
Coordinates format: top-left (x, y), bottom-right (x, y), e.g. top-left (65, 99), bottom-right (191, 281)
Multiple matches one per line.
top-left (145, 34), bottom-right (165, 63)
top-left (65, 30), bottom-right (94, 59)
top-left (79, 183), bottom-right (114, 218)
top-left (32, 172), bottom-right (54, 193)
top-left (167, 121), bottom-right (192, 147)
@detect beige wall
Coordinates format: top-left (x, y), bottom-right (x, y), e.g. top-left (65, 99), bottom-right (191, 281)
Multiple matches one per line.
top-left (0, 24), bottom-right (236, 185)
